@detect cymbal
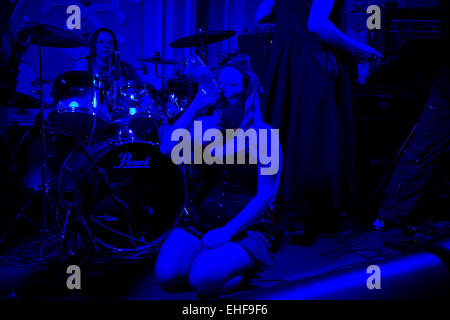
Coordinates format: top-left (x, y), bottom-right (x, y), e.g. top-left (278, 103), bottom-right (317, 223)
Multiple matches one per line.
top-left (22, 22), bottom-right (86, 48)
top-left (169, 30), bottom-right (236, 48)
top-left (137, 56), bottom-right (179, 65)
top-left (11, 92), bottom-right (53, 109)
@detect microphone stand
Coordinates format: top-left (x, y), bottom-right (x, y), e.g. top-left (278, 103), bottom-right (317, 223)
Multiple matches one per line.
top-left (109, 51), bottom-right (135, 142)
top-left (38, 42), bottom-right (48, 231)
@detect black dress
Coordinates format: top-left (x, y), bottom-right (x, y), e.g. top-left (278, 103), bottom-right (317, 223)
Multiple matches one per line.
top-left (262, 0), bottom-right (355, 217)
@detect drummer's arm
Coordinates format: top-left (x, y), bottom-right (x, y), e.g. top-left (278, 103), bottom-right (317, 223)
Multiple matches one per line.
top-left (121, 61), bottom-right (142, 83)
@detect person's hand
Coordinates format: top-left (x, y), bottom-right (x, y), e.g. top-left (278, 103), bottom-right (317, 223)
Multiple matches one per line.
top-left (353, 42), bottom-right (383, 63)
top-left (190, 91), bottom-right (219, 116)
top-left (201, 227), bottom-right (233, 249)
top-left (255, 0), bottom-right (274, 23)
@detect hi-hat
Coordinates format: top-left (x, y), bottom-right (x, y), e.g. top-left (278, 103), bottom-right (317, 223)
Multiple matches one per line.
top-left (11, 92), bottom-right (52, 109)
top-left (137, 56), bottom-right (179, 65)
top-left (169, 30), bottom-right (235, 48)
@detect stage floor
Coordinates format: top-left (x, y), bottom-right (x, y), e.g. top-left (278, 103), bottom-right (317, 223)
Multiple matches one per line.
top-left (0, 224), bottom-right (448, 300)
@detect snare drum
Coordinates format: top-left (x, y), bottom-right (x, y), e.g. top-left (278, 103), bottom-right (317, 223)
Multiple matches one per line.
top-left (51, 71), bottom-right (110, 138)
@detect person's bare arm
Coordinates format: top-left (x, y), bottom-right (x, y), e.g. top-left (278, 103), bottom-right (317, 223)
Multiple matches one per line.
top-left (255, 0), bottom-right (275, 22)
top-left (223, 160), bottom-right (281, 237)
top-left (201, 130), bottom-right (282, 249)
top-left (308, 0), bottom-right (382, 59)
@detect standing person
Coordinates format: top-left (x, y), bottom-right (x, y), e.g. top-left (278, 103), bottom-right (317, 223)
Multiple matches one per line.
top-left (257, 0), bottom-right (382, 241)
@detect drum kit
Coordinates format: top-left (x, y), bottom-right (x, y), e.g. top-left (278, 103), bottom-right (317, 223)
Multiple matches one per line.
top-left (2, 23), bottom-right (235, 256)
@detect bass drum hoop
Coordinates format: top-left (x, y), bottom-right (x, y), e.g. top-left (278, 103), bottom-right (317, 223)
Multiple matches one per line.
top-left (57, 140), bottom-right (186, 254)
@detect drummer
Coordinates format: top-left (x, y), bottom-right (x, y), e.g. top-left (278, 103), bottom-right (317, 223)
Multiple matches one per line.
top-left (73, 28), bottom-right (140, 83)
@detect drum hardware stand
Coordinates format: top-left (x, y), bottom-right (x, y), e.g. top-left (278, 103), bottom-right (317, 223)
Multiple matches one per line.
top-left (55, 170), bottom-right (98, 255)
top-left (54, 144), bottom-right (98, 256)
top-left (0, 43), bottom-right (55, 247)
top-left (193, 29), bottom-right (208, 64)
top-left (88, 73), bottom-right (101, 146)
top-left (58, 205), bottom-right (97, 257)
top-left (103, 53), bottom-right (137, 144)
top-left (0, 173), bottom-right (60, 248)
top-left (116, 124), bottom-right (136, 143)
top-left (0, 186), bottom-right (46, 247)
top-left (56, 206), bottom-right (70, 241)
top-left (65, 143), bottom-right (137, 247)
top-left (37, 43), bottom-right (50, 232)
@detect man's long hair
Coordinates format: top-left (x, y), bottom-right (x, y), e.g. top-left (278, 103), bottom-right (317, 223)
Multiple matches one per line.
top-left (88, 28), bottom-right (119, 71)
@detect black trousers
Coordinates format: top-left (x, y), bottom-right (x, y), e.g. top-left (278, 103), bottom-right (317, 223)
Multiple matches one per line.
top-left (378, 83), bottom-right (450, 226)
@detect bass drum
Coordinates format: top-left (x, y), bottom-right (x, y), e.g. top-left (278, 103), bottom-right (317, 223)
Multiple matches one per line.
top-left (58, 141), bottom-right (185, 252)
top-left (14, 130), bottom-right (78, 190)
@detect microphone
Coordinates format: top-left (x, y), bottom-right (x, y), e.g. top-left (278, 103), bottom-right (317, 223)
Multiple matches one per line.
top-left (141, 61), bottom-right (148, 75)
top-left (111, 50), bottom-right (121, 80)
top-left (114, 50), bottom-right (121, 64)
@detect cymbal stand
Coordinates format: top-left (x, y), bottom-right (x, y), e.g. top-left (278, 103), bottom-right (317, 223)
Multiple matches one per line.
top-left (199, 39), bottom-right (207, 65)
top-left (0, 43), bottom-right (53, 248)
top-left (38, 43), bottom-right (48, 231)
top-left (192, 29), bottom-right (208, 64)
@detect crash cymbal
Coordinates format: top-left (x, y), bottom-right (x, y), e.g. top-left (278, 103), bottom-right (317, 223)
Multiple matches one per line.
top-left (169, 30), bottom-right (236, 48)
top-left (11, 92), bottom-right (53, 109)
top-left (137, 56), bottom-right (179, 65)
top-left (22, 22), bottom-right (86, 48)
